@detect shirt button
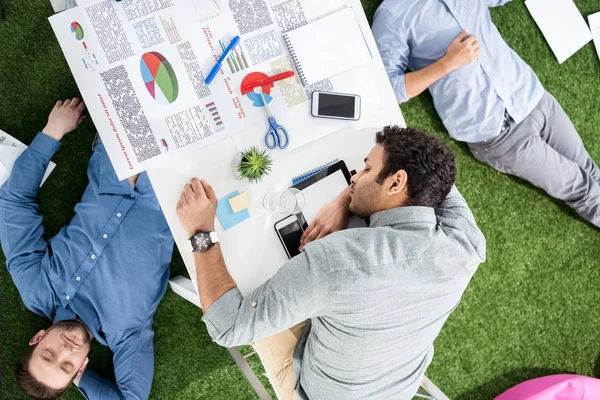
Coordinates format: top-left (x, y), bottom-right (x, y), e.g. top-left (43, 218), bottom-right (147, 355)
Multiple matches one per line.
top-left (486, 67), bottom-right (491, 73)
top-left (117, 212), bottom-right (122, 218)
top-left (65, 295), bottom-right (70, 300)
top-left (130, 194), bottom-right (135, 198)
top-left (76, 276), bottom-right (81, 281)
top-left (103, 234), bottom-right (108, 239)
top-left (251, 302), bottom-right (257, 308)
top-left (91, 254), bottom-right (96, 260)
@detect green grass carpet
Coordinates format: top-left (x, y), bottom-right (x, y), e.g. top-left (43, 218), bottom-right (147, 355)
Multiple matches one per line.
top-left (1, 0), bottom-right (599, 399)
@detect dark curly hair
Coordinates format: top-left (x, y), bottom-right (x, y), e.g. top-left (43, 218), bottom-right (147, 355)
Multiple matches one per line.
top-left (375, 126), bottom-right (456, 208)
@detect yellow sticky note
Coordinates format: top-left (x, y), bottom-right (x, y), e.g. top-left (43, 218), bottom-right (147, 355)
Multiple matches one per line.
top-left (228, 192), bottom-right (250, 213)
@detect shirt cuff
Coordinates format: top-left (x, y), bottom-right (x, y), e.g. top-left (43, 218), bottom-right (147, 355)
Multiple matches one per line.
top-left (201, 288), bottom-right (243, 338)
top-left (391, 73), bottom-right (409, 104)
top-left (30, 132), bottom-right (61, 160)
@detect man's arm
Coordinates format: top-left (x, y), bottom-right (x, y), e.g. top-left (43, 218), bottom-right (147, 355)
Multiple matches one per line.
top-left (176, 179), bottom-right (328, 346)
top-left (404, 30), bottom-right (481, 99)
top-left (486, 0), bottom-right (512, 7)
top-left (176, 178), bottom-right (235, 310)
top-left (372, 8), bottom-right (481, 101)
top-left (435, 186), bottom-right (486, 262)
top-left (76, 326), bottom-right (155, 400)
top-left (300, 186), bottom-right (350, 250)
top-left (0, 99), bottom-right (85, 312)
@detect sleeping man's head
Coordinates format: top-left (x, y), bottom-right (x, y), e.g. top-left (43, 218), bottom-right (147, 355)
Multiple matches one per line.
top-left (15, 320), bottom-right (92, 399)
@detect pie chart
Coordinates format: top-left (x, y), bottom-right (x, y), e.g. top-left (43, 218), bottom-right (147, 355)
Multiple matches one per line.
top-left (70, 22), bottom-right (84, 41)
top-left (140, 52), bottom-right (179, 104)
top-left (240, 72), bottom-right (273, 107)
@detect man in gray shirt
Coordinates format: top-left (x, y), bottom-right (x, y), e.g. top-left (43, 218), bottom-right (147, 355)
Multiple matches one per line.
top-left (176, 126), bottom-right (486, 399)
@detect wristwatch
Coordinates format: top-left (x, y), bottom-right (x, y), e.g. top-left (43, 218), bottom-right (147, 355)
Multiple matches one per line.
top-left (189, 230), bottom-right (220, 253)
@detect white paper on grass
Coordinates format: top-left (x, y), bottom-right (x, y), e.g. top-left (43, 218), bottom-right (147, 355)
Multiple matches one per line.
top-left (588, 12), bottom-right (600, 60)
top-left (525, 0), bottom-right (592, 64)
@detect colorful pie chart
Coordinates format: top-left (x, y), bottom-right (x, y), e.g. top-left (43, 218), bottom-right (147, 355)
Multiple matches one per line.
top-left (70, 22), bottom-right (84, 41)
top-left (240, 72), bottom-right (273, 107)
top-left (140, 52), bottom-right (179, 104)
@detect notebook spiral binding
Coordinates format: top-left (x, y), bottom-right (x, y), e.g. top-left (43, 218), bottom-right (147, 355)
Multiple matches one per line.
top-left (283, 33), bottom-right (308, 87)
top-left (292, 159), bottom-right (339, 185)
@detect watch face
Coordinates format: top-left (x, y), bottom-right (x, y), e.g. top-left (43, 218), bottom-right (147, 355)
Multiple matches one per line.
top-left (191, 232), bottom-right (213, 252)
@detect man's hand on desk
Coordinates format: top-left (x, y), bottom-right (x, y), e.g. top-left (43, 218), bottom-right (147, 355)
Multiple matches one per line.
top-left (42, 98), bottom-right (86, 141)
top-left (177, 178), bottom-right (217, 236)
top-left (299, 187), bottom-right (351, 251)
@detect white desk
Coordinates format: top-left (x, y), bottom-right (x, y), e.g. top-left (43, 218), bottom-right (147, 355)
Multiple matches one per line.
top-left (146, 0), bottom-right (404, 298)
top-left (145, 1), bottom-right (404, 398)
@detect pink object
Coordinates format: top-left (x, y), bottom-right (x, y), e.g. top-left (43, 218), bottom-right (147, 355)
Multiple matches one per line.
top-left (495, 375), bottom-right (600, 400)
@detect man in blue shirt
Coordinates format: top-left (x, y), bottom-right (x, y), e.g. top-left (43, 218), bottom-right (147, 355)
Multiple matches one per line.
top-left (0, 98), bottom-right (174, 399)
top-left (373, 0), bottom-right (600, 227)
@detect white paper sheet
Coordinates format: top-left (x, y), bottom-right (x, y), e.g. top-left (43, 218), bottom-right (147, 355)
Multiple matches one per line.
top-left (48, 0), bottom-right (386, 180)
top-left (0, 130), bottom-right (56, 188)
top-left (300, 170), bottom-right (348, 223)
top-left (525, 0), bottom-right (592, 64)
top-left (589, 12), bottom-right (600, 60)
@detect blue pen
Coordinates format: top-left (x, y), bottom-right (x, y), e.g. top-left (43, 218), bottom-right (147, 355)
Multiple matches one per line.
top-left (205, 35), bottom-right (240, 84)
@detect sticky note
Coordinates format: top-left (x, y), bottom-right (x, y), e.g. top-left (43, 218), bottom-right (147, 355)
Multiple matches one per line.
top-left (228, 192), bottom-right (250, 213)
top-left (217, 191), bottom-right (251, 230)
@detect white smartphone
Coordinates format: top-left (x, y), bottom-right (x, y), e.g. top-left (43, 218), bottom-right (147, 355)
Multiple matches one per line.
top-left (274, 215), bottom-right (304, 259)
top-left (311, 91), bottom-right (361, 121)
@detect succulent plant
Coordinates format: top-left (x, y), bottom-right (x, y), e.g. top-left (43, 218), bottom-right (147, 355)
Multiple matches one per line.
top-left (236, 147), bottom-right (273, 183)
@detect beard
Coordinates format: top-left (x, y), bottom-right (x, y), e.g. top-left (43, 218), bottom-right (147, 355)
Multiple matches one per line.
top-left (49, 320), bottom-right (92, 346)
top-left (349, 181), bottom-right (381, 219)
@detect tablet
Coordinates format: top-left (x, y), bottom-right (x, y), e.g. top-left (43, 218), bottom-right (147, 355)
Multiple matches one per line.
top-left (274, 160), bottom-right (365, 258)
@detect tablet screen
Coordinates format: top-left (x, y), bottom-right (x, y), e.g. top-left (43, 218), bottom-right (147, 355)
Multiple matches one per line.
top-left (300, 170), bottom-right (349, 224)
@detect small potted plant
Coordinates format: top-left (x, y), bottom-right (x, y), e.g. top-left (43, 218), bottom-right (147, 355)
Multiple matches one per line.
top-left (232, 146), bottom-right (273, 183)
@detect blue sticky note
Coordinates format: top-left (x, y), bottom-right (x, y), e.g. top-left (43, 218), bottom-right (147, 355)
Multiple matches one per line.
top-left (217, 191), bottom-right (251, 230)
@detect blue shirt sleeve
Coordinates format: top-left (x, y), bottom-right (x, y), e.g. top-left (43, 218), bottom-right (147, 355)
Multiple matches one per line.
top-left (77, 326), bottom-right (155, 400)
top-left (486, 0), bottom-right (512, 7)
top-left (0, 132), bottom-right (60, 315)
top-left (372, 8), bottom-right (411, 103)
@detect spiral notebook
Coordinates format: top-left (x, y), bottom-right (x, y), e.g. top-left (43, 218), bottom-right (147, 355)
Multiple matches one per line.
top-left (292, 159), bottom-right (339, 185)
top-left (283, 7), bottom-right (372, 87)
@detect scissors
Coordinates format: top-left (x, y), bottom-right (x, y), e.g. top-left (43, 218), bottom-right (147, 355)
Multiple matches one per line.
top-left (256, 87), bottom-right (289, 150)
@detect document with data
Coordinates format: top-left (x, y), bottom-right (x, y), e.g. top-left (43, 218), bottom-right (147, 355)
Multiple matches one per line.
top-left (49, 0), bottom-right (380, 179)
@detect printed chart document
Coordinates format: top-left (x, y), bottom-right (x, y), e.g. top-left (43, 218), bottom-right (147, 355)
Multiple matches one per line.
top-left (48, 0), bottom-right (381, 180)
top-left (589, 12), bottom-right (600, 60)
top-left (525, 0), bottom-right (592, 64)
top-left (0, 129), bottom-right (56, 187)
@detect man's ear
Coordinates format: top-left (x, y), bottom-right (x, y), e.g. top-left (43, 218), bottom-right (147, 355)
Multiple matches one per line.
top-left (78, 357), bottom-right (89, 377)
top-left (29, 330), bottom-right (46, 346)
top-left (387, 170), bottom-right (408, 196)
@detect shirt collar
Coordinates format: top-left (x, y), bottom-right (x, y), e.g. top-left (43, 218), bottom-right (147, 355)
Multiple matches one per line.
top-left (54, 306), bottom-right (77, 323)
top-left (369, 206), bottom-right (436, 228)
top-left (98, 162), bottom-right (136, 196)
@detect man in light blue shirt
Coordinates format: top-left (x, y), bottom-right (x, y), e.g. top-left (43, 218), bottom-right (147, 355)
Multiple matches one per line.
top-left (373, 0), bottom-right (600, 227)
top-left (0, 98), bottom-right (174, 399)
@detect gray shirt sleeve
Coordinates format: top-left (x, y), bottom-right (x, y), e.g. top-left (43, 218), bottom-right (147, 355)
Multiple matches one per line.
top-left (435, 186), bottom-right (486, 262)
top-left (202, 242), bottom-right (330, 347)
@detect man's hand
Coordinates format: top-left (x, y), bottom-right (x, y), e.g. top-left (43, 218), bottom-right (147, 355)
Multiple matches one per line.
top-left (442, 30), bottom-right (480, 72)
top-left (177, 178), bottom-right (218, 237)
top-left (299, 192), bottom-right (351, 251)
top-left (42, 98), bottom-right (86, 141)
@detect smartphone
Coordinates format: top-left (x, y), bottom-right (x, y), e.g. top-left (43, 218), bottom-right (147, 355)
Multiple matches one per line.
top-left (274, 215), bottom-right (304, 259)
top-left (311, 91), bottom-right (361, 121)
